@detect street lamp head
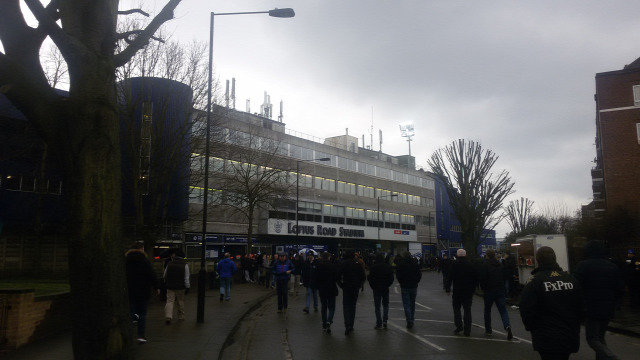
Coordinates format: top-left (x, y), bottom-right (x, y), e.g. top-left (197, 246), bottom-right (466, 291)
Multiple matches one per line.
top-left (269, 8), bottom-right (295, 18)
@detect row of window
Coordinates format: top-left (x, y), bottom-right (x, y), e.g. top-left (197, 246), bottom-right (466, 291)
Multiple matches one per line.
top-left (191, 156), bottom-right (434, 208)
top-left (189, 186), bottom-right (421, 229)
top-left (207, 128), bottom-right (435, 189)
top-left (268, 210), bottom-right (417, 231)
top-left (1, 174), bottom-right (63, 195)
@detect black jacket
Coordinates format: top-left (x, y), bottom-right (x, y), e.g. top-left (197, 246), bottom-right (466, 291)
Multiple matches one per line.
top-left (313, 259), bottom-right (339, 298)
top-left (445, 257), bottom-right (477, 298)
top-left (395, 257), bottom-right (422, 289)
top-left (367, 262), bottom-right (394, 292)
top-left (519, 263), bottom-right (583, 354)
top-left (573, 240), bottom-right (624, 320)
top-left (125, 250), bottom-right (159, 302)
top-left (301, 259), bottom-right (318, 287)
top-left (337, 258), bottom-right (366, 293)
top-left (479, 258), bottom-right (505, 293)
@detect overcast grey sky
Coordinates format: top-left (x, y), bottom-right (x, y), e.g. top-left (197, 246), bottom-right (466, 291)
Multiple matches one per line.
top-left (132, 0), bottom-right (639, 236)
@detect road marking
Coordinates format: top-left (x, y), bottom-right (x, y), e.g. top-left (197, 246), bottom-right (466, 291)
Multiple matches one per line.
top-left (388, 321), bottom-right (446, 351)
top-left (425, 334), bottom-right (520, 343)
top-left (389, 307), bottom-right (431, 312)
top-left (416, 302), bottom-right (433, 310)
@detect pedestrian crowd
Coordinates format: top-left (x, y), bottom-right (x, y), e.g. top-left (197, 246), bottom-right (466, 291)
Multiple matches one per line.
top-left (124, 240), bottom-right (637, 360)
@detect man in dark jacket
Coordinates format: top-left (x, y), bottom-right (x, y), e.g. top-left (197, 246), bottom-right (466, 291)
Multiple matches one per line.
top-left (479, 249), bottom-right (512, 339)
top-left (125, 242), bottom-right (159, 344)
top-left (502, 252), bottom-right (517, 299)
top-left (439, 253), bottom-right (452, 291)
top-left (313, 252), bottom-right (339, 334)
top-left (163, 250), bottom-right (190, 324)
top-left (367, 253), bottom-right (394, 329)
top-left (337, 250), bottom-right (366, 335)
top-left (396, 252), bottom-right (422, 329)
top-left (574, 240), bottom-right (624, 360)
top-left (519, 246), bottom-right (583, 360)
top-left (302, 251), bottom-right (319, 313)
top-left (445, 248), bottom-right (477, 336)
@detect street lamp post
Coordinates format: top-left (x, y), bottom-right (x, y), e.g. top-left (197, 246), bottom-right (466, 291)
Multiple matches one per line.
top-left (295, 158), bottom-right (330, 239)
top-left (199, 7), bottom-right (295, 324)
top-left (377, 193), bottom-right (398, 243)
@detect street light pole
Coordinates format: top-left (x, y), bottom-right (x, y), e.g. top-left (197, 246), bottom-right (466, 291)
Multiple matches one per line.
top-left (198, 7), bottom-right (295, 324)
top-left (295, 158), bottom-right (330, 240)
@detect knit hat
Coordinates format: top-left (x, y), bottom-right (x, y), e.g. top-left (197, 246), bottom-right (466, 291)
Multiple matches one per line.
top-left (456, 249), bottom-right (466, 257)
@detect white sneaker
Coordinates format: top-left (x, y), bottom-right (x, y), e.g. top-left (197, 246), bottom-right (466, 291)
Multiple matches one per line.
top-left (137, 337), bottom-right (147, 344)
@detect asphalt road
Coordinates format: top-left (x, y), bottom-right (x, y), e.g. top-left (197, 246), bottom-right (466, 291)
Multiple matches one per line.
top-left (222, 271), bottom-right (640, 360)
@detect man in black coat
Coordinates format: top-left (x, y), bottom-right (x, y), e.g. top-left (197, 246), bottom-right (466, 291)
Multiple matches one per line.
top-left (439, 253), bottom-right (452, 291)
top-left (574, 240), bottom-right (624, 360)
top-left (445, 248), bottom-right (477, 336)
top-left (367, 253), bottom-right (394, 329)
top-left (479, 249), bottom-right (512, 339)
top-left (125, 242), bottom-right (159, 344)
top-left (396, 252), bottom-right (422, 329)
top-left (313, 252), bottom-right (339, 334)
top-left (519, 246), bottom-right (583, 360)
top-left (337, 250), bottom-right (366, 335)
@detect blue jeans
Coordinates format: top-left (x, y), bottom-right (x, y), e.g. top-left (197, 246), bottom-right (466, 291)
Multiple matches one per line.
top-left (373, 289), bottom-right (390, 326)
top-left (483, 290), bottom-right (510, 333)
top-left (585, 318), bottom-right (618, 359)
top-left (401, 287), bottom-right (417, 324)
top-left (305, 286), bottom-right (318, 309)
top-left (320, 296), bottom-right (336, 326)
top-left (342, 289), bottom-right (359, 330)
top-left (220, 277), bottom-right (232, 300)
top-left (130, 298), bottom-right (149, 338)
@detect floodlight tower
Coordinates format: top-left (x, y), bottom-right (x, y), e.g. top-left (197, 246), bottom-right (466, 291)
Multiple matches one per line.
top-left (399, 122), bottom-right (415, 159)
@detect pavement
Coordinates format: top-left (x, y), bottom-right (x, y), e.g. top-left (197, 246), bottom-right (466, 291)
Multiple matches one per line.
top-left (3, 273), bottom-right (640, 359)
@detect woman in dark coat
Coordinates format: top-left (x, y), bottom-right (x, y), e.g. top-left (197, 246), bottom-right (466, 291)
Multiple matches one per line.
top-left (313, 252), bottom-right (339, 334)
top-left (125, 243), bottom-right (159, 343)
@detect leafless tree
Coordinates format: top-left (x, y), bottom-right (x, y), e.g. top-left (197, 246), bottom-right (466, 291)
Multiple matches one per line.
top-left (0, 1), bottom-right (183, 357)
top-left (505, 197), bottom-right (535, 235)
top-left (428, 139), bottom-right (515, 255)
top-left (211, 129), bottom-right (294, 251)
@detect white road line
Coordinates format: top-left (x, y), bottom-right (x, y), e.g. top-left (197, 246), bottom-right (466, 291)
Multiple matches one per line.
top-left (415, 302), bottom-right (432, 310)
top-left (388, 321), bottom-right (446, 351)
top-left (424, 334), bottom-right (520, 343)
top-left (389, 307), bottom-right (431, 312)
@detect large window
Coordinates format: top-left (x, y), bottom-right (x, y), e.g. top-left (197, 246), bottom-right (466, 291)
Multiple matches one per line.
top-left (634, 85), bottom-right (640, 106)
top-left (314, 177), bottom-right (335, 191)
top-left (337, 181), bottom-right (356, 195)
top-left (357, 185), bottom-right (375, 198)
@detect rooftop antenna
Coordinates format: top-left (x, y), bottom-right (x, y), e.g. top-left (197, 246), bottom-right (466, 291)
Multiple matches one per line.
top-left (278, 100), bottom-right (283, 122)
top-left (231, 78), bottom-right (236, 109)
top-left (260, 91), bottom-right (272, 118)
top-left (224, 80), bottom-right (230, 108)
top-left (399, 122), bottom-right (415, 168)
top-left (246, 98), bottom-right (250, 113)
top-left (370, 107), bottom-right (374, 151)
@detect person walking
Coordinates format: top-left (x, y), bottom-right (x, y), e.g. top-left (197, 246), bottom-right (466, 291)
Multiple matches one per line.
top-left (574, 240), bottom-right (624, 360)
top-left (337, 250), bottom-right (366, 335)
top-left (274, 253), bottom-right (294, 314)
top-left (313, 252), bottom-right (339, 334)
top-left (444, 248), bottom-right (477, 336)
top-left (216, 252), bottom-right (237, 301)
top-left (479, 249), bottom-right (512, 340)
top-left (125, 242), bottom-right (160, 344)
top-left (367, 252), bottom-right (394, 330)
top-left (502, 252), bottom-right (517, 299)
top-left (439, 252), bottom-right (452, 291)
top-left (302, 251), bottom-right (319, 313)
top-left (163, 249), bottom-right (190, 324)
top-left (395, 252), bottom-right (422, 329)
top-left (519, 246), bottom-right (583, 360)
top-left (290, 254), bottom-right (302, 296)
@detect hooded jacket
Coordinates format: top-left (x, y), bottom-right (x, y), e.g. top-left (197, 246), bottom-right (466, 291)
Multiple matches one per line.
top-left (216, 257), bottom-right (237, 278)
top-left (395, 257), bottom-right (422, 289)
top-left (313, 259), bottom-right (339, 298)
top-left (519, 263), bottom-right (583, 354)
top-left (573, 240), bottom-right (624, 320)
top-left (479, 257), bottom-right (505, 293)
top-left (368, 261), bottom-right (394, 292)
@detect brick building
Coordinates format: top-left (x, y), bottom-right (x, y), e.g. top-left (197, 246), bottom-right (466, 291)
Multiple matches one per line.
top-left (592, 57), bottom-right (640, 250)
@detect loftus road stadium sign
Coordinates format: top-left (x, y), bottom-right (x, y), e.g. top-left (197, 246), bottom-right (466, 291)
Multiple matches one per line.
top-left (268, 219), bottom-right (416, 242)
